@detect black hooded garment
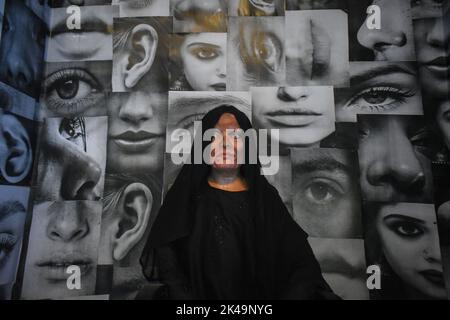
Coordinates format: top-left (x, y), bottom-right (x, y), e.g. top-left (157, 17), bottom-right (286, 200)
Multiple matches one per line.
top-left (140, 105), bottom-right (339, 300)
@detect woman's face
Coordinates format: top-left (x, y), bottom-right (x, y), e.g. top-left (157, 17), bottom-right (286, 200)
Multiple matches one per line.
top-left (180, 33), bottom-right (227, 91)
top-left (252, 86), bottom-right (335, 149)
top-left (107, 91), bottom-right (167, 175)
top-left (413, 17), bottom-right (449, 99)
top-left (436, 100), bottom-right (450, 149)
top-left (357, 0), bottom-right (415, 61)
top-left (210, 113), bottom-right (245, 169)
top-left (376, 202), bottom-right (447, 299)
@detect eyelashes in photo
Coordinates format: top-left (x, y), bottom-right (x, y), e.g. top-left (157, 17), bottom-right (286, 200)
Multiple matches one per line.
top-left (357, 114), bottom-right (434, 203)
top-left (170, 32), bottom-right (227, 91)
top-left (335, 62), bottom-right (423, 122)
top-left (228, 16), bottom-right (285, 90)
top-left (41, 61), bottom-right (111, 117)
top-left (36, 116), bottom-right (107, 202)
top-left (285, 10), bottom-right (349, 87)
top-left (291, 147), bottom-right (363, 238)
top-left (0, 0), bottom-right (46, 98)
top-left (363, 202), bottom-right (446, 300)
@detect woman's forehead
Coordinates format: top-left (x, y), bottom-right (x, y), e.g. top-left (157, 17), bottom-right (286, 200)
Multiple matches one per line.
top-left (214, 112), bottom-right (241, 129)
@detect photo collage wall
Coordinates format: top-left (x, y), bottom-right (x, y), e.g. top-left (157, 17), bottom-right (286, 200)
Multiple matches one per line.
top-left (0, 0), bottom-right (449, 300)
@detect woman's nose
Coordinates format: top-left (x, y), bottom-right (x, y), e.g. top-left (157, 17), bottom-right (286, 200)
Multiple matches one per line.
top-left (277, 87), bottom-right (310, 101)
top-left (47, 206), bottom-right (89, 242)
top-left (357, 21), bottom-right (407, 56)
top-left (424, 232), bottom-right (442, 263)
top-left (426, 17), bottom-right (447, 48)
top-left (61, 145), bottom-right (102, 201)
top-left (3, 38), bottom-right (35, 94)
top-left (118, 94), bottom-right (153, 124)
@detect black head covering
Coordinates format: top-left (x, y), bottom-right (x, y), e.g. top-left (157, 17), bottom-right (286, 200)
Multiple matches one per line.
top-left (140, 105), bottom-right (337, 299)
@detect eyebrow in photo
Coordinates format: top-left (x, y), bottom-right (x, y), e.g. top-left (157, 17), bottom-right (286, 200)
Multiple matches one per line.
top-left (0, 200), bottom-right (26, 221)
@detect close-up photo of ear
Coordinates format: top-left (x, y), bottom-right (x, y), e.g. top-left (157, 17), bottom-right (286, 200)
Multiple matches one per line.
top-left (350, 0), bottom-right (416, 62)
top-left (0, 0), bottom-right (47, 99)
top-left (40, 61), bottom-right (112, 118)
top-left (0, 85), bottom-right (38, 186)
top-left (362, 201), bottom-right (449, 300)
top-left (112, 0), bottom-right (170, 17)
top-left (285, 9), bottom-right (350, 87)
top-left (46, 5), bottom-right (113, 62)
top-left (170, 33), bottom-right (227, 91)
top-left (112, 17), bottom-right (171, 92)
top-left (98, 173), bottom-right (162, 299)
top-left (228, 0), bottom-right (285, 16)
top-left (227, 16), bottom-right (285, 90)
top-left (171, 0), bottom-right (228, 33)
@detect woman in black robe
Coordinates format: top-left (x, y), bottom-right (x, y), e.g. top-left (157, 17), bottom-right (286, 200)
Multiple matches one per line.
top-left (140, 105), bottom-right (339, 300)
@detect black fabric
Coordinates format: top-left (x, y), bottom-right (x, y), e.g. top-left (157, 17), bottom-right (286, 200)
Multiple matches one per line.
top-left (140, 105), bottom-right (339, 300)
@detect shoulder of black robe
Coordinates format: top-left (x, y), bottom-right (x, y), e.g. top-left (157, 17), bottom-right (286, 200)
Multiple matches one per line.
top-left (140, 105), bottom-right (340, 300)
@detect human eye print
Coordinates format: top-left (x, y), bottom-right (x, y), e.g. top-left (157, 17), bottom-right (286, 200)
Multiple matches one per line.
top-left (189, 44), bottom-right (221, 60)
top-left (43, 68), bottom-right (104, 116)
top-left (0, 232), bottom-right (17, 268)
top-left (300, 176), bottom-right (345, 208)
top-left (386, 218), bottom-right (425, 238)
top-left (59, 117), bottom-right (87, 151)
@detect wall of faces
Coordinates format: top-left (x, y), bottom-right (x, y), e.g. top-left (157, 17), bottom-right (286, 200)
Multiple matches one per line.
top-left (0, 0), bottom-right (449, 300)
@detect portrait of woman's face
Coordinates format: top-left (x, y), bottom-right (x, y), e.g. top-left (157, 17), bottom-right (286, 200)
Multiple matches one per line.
top-left (179, 33), bottom-right (227, 91)
top-left (228, 16), bottom-right (285, 90)
top-left (291, 148), bottom-right (362, 238)
top-left (252, 86), bottom-right (335, 150)
top-left (358, 115), bottom-right (434, 203)
top-left (335, 62), bottom-right (423, 122)
top-left (106, 91), bottom-right (167, 175)
top-left (285, 10), bottom-right (349, 87)
top-left (413, 17), bottom-right (449, 100)
top-left (357, 0), bottom-right (416, 61)
top-left (41, 61), bottom-right (111, 118)
top-left (0, 186), bottom-right (29, 286)
top-left (46, 6), bottom-right (113, 62)
top-left (376, 202), bottom-right (447, 299)
top-left (0, 0), bottom-right (46, 98)
top-left (171, 0), bottom-right (227, 33)
top-left (436, 100), bottom-right (450, 149)
top-left (21, 201), bottom-right (102, 299)
top-left (36, 116), bottom-right (107, 202)
top-left (115, 0), bottom-right (170, 17)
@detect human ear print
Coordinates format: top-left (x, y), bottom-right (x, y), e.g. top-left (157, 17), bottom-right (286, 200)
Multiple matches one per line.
top-left (113, 182), bottom-right (153, 261)
top-left (124, 24), bottom-right (159, 90)
top-left (0, 116), bottom-right (32, 184)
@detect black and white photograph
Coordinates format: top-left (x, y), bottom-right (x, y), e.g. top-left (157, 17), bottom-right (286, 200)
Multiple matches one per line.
top-left (35, 116), bottom-right (108, 202)
top-left (285, 10), bottom-right (350, 87)
top-left (252, 86), bottom-right (336, 153)
top-left (0, 0), bottom-right (47, 98)
top-left (0, 83), bottom-right (38, 185)
top-left (40, 61), bottom-right (112, 118)
top-left (46, 5), bottom-right (113, 62)
top-left (0, 186), bottom-right (29, 287)
top-left (308, 237), bottom-right (369, 300)
top-left (170, 33), bottom-right (227, 91)
top-left (228, 0), bottom-right (285, 16)
top-left (286, 0), bottom-right (348, 10)
top-left (363, 201), bottom-right (448, 299)
top-left (112, 0), bottom-right (170, 17)
top-left (357, 114), bottom-right (434, 203)
top-left (291, 147), bottom-right (363, 238)
top-left (21, 200), bottom-right (102, 299)
top-left (48, 0), bottom-right (112, 7)
top-left (227, 16), bottom-right (285, 90)
top-left (334, 61), bottom-right (423, 122)
top-left (112, 16), bottom-right (171, 93)
top-left (170, 0), bottom-right (228, 33)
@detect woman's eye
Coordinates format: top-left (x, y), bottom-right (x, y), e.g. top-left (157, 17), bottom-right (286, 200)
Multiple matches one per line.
top-left (44, 68), bottom-right (102, 116)
top-left (345, 87), bottom-right (414, 112)
top-left (191, 46), bottom-right (219, 60)
top-left (393, 222), bottom-right (424, 238)
top-left (252, 32), bottom-right (282, 72)
top-left (59, 117), bottom-right (86, 150)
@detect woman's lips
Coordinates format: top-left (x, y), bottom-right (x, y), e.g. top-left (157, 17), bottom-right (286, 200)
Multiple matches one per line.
top-left (112, 130), bottom-right (164, 153)
top-left (419, 269), bottom-right (445, 286)
top-left (210, 83), bottom-right (226, 91)
top-left (36, 258), bottom-right (93, 282)
top-left (423, 56), bottom-right (450, 78)
top-left (265, 108), bottom-right (323, 127)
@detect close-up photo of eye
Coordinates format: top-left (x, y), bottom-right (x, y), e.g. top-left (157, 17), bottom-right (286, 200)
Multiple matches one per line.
top-left (189, 45), bottom-right (221, 60)
top-left (43, 68), bottom-right (104, 116)
top-left (343, 86), bottom-right (416, 112)
top-left (251, 31), bottom-right (282, 72)
top-left (390, 220), bottom-right (424, 238)
top-left (298, 176), bottom-right (345, 211)
top-left (58, 117), bottom-right (87, 151)
top-left (0, 232), bottom-right (17, 266)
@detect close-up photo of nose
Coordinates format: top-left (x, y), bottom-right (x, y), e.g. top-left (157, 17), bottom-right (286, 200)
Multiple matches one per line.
top-left (1, 0), bottom-right (450, 310)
